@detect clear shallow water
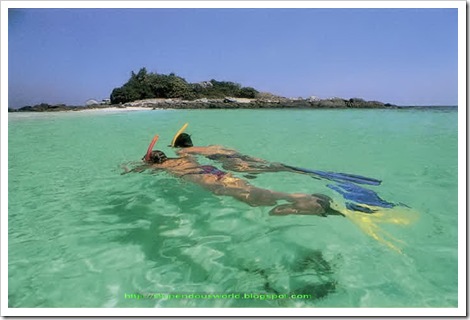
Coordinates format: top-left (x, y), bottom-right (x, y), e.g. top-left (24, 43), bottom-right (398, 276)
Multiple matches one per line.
top-left (8, 108), bottom-right (458, 308)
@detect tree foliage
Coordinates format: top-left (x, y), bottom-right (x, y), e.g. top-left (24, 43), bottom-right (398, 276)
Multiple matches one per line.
top-left (110, 68), bottom-right (259, 104)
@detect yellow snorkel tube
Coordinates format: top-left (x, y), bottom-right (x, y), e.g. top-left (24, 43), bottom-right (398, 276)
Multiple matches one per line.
top-left (170, 123), bottom-right (189, 147)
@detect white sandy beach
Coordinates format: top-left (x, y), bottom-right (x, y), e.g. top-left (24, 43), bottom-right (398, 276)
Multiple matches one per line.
top-left (8, 106), bottom-right (157, 119)
top-left (74, 106), bottom-right (153, 113)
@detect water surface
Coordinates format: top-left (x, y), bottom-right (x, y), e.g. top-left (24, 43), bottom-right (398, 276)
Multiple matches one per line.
top-left (8, 108), bottom-right (458, 308)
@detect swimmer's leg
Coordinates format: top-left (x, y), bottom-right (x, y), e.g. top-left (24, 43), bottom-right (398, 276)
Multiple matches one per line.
top-left (270, 194), bottom-right (344, 217)
top-left (212, 186), bottom-right (286, 207)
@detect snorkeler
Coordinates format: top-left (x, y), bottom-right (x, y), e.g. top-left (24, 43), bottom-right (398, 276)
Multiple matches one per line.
top-left (124, 133), bottom-right (416, 252)
top-left (127, 135), bottom-right (344, 217)
top-left (171, 126), bottom-right (380, 183)
top-left (171, 131), bottom-right (286, 174)
top-left (170, 124), bottom-right (396, 213)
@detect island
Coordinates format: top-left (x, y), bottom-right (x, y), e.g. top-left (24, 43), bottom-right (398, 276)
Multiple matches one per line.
top-left (9, 68), bottom-right (397, 112)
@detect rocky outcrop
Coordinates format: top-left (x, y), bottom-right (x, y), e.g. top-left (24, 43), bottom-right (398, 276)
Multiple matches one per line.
top-left (11, 103), bottom-right (74, 112)
top-left (118, 97), bottom-right (395, 109)
top-left (9, 97), bottom-right (396, 112)
top-left (9, 103), bottom-right (120, 112)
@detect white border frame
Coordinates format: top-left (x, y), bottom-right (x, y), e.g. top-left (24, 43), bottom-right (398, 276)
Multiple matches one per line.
top-left (1, 1), bottom-right (466, 317)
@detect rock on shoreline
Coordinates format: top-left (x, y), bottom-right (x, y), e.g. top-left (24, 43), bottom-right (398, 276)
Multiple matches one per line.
top-left (9, 97), bottom-right (396, 112)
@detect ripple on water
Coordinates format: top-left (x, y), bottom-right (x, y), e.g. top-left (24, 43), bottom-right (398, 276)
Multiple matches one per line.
top-left (8, 109), bottom-right (458, 308)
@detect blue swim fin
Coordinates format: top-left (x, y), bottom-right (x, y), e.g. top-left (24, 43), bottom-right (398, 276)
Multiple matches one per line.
top-left (345, 202), bottom-right (377, 214)
top-left (327, 182), bottom-right (395, 209)
top-left (283, 164), bottom-right (382, 186)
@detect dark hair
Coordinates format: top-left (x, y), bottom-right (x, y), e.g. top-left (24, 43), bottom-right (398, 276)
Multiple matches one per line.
top-left (174, 133), bottom-right (193, 148)
top-left (144, 150), bottom-right (168, 164)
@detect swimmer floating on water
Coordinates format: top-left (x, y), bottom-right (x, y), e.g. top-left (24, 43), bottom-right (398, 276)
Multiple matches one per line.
top-left (165, 124), bottom-right (420, 253)
top-left (126, 134), bottom-right (344, 217)
top-left (171, 124), bottom-right (380, 183)
top-left (170, 123), bottom-right (396, 214)
top-left (123, 131), bottom-right (418, 252)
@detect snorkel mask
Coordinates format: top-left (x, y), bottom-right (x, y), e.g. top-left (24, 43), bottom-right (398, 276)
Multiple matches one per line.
top-left (146, 150), bottom-right (168, 164)
top-left (173, 133), bottom-right (193, 148)
top-left (143, 134), bottom-right (163, 163)
top-left (170, 123), bottom-right (193, 148)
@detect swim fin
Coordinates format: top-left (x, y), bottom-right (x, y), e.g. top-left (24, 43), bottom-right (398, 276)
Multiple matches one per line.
top-left (327, 182), bottom-right (395, 209)
top-left (282, 164), bottom-right (382, 186)
top-left (345, 202), bottom-right (377, 214)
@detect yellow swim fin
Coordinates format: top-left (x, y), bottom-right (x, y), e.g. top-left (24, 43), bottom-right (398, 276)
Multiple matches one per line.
top-left (331, 202), bottom-right (419, 254)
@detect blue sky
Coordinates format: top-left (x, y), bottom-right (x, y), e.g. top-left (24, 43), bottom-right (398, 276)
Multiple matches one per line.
top-left (8, 8), bottom-right (458, 107)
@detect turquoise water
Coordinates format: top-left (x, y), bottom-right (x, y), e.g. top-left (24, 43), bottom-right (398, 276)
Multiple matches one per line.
top-left (8, 108), bottom-right (458, 308)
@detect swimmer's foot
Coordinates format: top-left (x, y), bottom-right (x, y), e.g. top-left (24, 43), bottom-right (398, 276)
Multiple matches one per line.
top-left (311, 193), bottom-right (332, 208)
top-left (243, 174), bottom-right (258, 179)
top-left (311, 194), bottom-right (345, 217)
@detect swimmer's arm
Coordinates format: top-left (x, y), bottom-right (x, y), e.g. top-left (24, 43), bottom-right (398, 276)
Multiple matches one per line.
top-left (175, 147), bottom-right (201, 156)
top-left (177, 146), bottom-right (288, 172)
top-left (120, 163), bottom-right (149, 174)
top-left (177, 145), bottom-right (235, 156)
top-left (223, 161), bottom-right (288, 173)
top-left (121, 164), bottom-right (168, 175)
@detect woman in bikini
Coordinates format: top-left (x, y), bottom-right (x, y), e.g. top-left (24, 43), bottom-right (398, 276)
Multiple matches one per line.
top-left (134, 148), bottom-right (343, 217)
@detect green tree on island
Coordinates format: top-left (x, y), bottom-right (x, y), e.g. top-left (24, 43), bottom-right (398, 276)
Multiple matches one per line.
top-left (110, 68), bottom-right (259, 104)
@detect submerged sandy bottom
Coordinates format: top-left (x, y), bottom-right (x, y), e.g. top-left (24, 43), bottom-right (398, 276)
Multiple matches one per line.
top-left (8, 108), bottom-right (459, 308)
